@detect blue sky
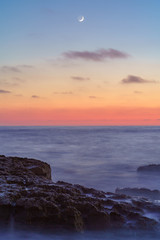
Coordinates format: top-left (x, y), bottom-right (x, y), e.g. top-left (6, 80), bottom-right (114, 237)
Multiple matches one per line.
top-left (1, 0), bottom-right (160, 64)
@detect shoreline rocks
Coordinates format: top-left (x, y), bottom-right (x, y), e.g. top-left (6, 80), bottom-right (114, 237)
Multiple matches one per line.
top-left (137, 164), bottom-right (160, 173)
top-left (115, 187), bottom-right (160, 201)
top-left (0, 155), bottom-right (160, 232)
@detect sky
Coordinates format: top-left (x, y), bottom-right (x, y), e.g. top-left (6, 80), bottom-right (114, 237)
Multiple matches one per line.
top-left (0, 0), bottom-right (160, 125)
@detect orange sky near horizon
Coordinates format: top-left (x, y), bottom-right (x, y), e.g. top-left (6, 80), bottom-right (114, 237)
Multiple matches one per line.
top-left (0, 107), bottom-right (160, 126)
top-left (0, 60), bottom-right (160, 125)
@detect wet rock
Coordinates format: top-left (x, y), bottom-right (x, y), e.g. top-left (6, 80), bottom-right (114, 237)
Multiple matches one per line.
top-left (74, 184), bottom-right (106, 198)
top-left (137, 217), bottom-right (157, 229)
top-left (0, 155), bottom-right (51, 182)
top-left (0, 155), bottom-right (160, 232)
top-left (137, 164), bottom-right (160, 173)
top-left (86, 210), bottom-right (110, 230)
top-left (110, 212), bottom-right (125, 227)
top-left (62, 206), bottom-right (83, 232)
top-left (29, 166), bottom-right (51, 179)
top-left (112, 203), bottom-right (139, 216)
top-left (116, 187), bottom-right (160, 200)
top-left (75, 202), bottom-right (110, 230)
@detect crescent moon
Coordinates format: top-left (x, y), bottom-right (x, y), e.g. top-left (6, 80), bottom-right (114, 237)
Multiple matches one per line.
top-left (78, 16), bottom-right (84, 22)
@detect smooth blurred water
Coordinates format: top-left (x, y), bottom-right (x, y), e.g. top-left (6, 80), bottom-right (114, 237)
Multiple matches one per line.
top-left (1, 126), bottom-right (160, 239)
top-left (1, 126), bottom-right (160, 192)
top-left (1, 228), bottom-right (160, 240)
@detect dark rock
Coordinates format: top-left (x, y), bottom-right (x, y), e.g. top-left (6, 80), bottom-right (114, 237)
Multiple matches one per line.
top-left (137, 216), bottom-right (157, 229)
top-left (116, 187), bottom-right (160, 200)
top-left (137, 164), bottom-right (160, 173)
top-left (127, 212), bottom-right (141, 220)
top-left (126, 212), bottom-right (157, 229)
top-left (86, 210), bottom-right (110, 230)
top-left (62, 206), bottom-right (83, 232)
top-left (112, 203), bottom-right (140, 216)
top-left (0, 155), bottom-right (160, 232)
top-left (110, 212), bottom-right (125, 227)
top-left (0, 155), bottom-right (51, 182)
top-left (29, 166), bottom-right (51, 179)
top-left (75, 202), bottom-right (110, 230)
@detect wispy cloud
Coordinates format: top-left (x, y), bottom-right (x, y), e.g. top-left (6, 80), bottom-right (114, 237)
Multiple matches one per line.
top-left (12, 77), bottom-right (24, 82)
top-left (134, 90), bottom-right (143, 94)
top-left (31, 95), bottom-right (41, 99)
top-left (0, 89), bottom-right (11, 94)
top-left (88, 95), bottom-right (103, 99)
top-left (71, 76), bottom-right (90, 81)
top-left (18, 65), bottom-right (34, 69)
top-left (0, 77), bottom-right (24, 87)
top-left (1, 66), bottom-right (21, 73)
top-left (63, 48), bottom-right (129, 62)
top-left (89, 96), bottom-right (97, 99)
top-left (61, 91), bottom-right (73, 95)
top-left (15, 94), bottom-right (23, 97)
top-left (0, 65), bottom-right (34, 73)
top-left (121, 75), bottom-right (157, 84)
top-left (53, 91), bottom-right (73, 95)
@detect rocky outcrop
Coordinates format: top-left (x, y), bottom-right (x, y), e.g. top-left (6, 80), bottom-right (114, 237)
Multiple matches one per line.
top-left (0, 155), bottom-right (160, 232)
top-left (115, 187), bottom-right (160, 201)
top-left (137, 164), bottom-right (160, 173)
top-left (0, 154), bottom-right (51, 182)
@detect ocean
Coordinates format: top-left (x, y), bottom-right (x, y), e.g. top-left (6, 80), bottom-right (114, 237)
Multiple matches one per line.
top-left (1, 126), bottom-right (160, 239)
